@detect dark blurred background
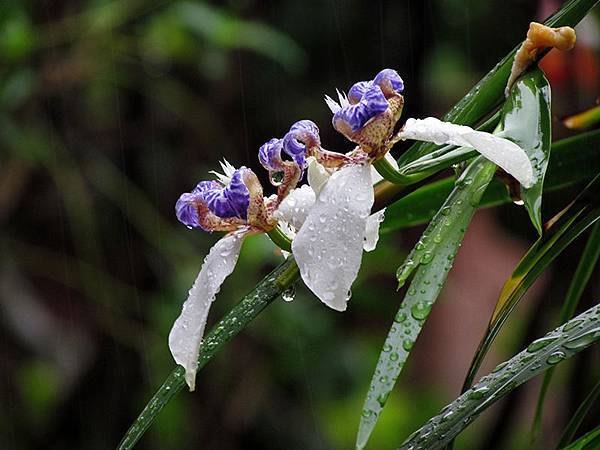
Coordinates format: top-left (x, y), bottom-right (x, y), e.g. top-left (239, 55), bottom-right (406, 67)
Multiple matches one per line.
top-left (1, 1), bottom-right (599, 449)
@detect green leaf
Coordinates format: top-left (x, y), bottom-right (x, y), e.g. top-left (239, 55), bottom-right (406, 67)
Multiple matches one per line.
top-left (499, 68), bottom-right (551, 234)
top-left (399, 303), bottom-right (600, 450)
top-left (381, 129), bottom-right (600, 232)
top-left (559, 425), bottom-right (600, 450)
top-left (556, 379), bottom-right (600, 449)
top-left (117, 258), bottom-right (299, 450)
top-left (460, 174), bottom-right (600, 394)
top-left (531, 222), bottom-right (600, 443)
top-left (356, 157), bottom-right (497, 450)
top-left (396, 0), bottom-right (598, 167)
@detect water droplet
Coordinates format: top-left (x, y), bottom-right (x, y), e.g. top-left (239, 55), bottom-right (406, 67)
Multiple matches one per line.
top-left (402, 339), bottom-right (414, 351)
top-left (411, 302), bottom-right (432, 320)
top-left (546, 351), bottom-right (566, 365)
top-left (563, 327), bottom-right (600, 350)
top-left (282, 285), bottom-right (296, 302)
top-left (563, 319), bottom-right (584, 332)
top-left (362, 409), bottom-right (374, 418)
top-left (469, 386), bottom-right (490, 399)
top-left (377, 392), bottom-right (389, 407)
top-left (420, 251), bottom-right (433, 264)
top-left (527, 335), bottom-right (558, 352)
top-left (383, 344), bottom-right (392, 353)
top-left (441, 411), bottom-right (454, 422)
top-left (395, 311), bottom-right (407, 323)
top-left (379, 375), bottom-right (388, 384)
top-left (389, 352), bottom-right (399, 361)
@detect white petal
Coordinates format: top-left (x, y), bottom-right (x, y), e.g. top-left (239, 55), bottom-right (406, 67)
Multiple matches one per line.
top-left (336, 88), bottom-right (351, 108)
top-left (168, 232), bottom-right (244, 390)
top-left (371, 153), bottom-right (399, 185)
top-left (324, 94), bottom-right (341, 114)
top-left (209, 159), bottom-right (237, 185)
top-left (274, 184), bottom-right (316, 231)
top-left (363, 209), bottom-right (385, 252)
top-left (399, 117), bottom-right (534, 188)
top-left (292, 164), bottom-right (374, 311)
top-left (307, 156), bottom-right (331, 197)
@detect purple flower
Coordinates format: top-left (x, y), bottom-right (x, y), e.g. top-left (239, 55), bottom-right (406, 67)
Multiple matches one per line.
top-left (324, 68), bottom-right (405, 145)
top-left (201, 168), bottom-right (250, 219)
top-left (259, 120), bottom-right (320, 173)
top-left (348, 81), bottom-right (371, 104)
top-left (373, 69), bottom-right (404, 96)
top-left (332, 84), bottom-right (388, 132)
top-left (282, 120), bottom-right (320, 169)
top-left (175, 167), bottom-right (250, 229)
top-left (175, 181), bottom-right (220, 229)
top-left (259, 138), bottom-right (284, 171)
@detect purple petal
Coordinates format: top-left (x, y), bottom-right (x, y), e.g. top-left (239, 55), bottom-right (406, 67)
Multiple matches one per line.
top-left (201, 168), bottom-right (250, 219)
top-left (347, 81), bottom-right (371, 104)
top-left (175, 181), bottom-right (221, 229)
top-left (259, 138), bottom-right (284, 171)
top-left (282, 120), bottom-right (320, 168)
top-left (333, 85), bottom-right (388, 132)
top-left (373, 68), bottom-right (404, 94)
top-left (176, 192), bottom-right (201, 228)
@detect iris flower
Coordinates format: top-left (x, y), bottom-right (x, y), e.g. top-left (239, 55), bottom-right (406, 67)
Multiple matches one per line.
top-left (289, 69), bottom-right (534, 311)
top-left (170, 68), bottom-right (535, 390)
top-left (170, 162), bottom-right (275, 390)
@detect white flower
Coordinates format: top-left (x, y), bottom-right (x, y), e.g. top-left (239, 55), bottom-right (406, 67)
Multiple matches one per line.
top-left (169, 231), bottom-right (246, 390)
top-left (398, 117), bottom-right (535, 188)
top-left (277, 158), bottom-right (385, 311)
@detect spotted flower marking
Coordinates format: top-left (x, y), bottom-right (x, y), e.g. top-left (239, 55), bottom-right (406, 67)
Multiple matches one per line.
top-left (325, 68), bottom-right (405, 156)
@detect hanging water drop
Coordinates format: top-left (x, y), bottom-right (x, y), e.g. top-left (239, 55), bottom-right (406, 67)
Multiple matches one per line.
top-left (282, 285), bottom-right (296, 302)
top-left (546, 351), bottom-right (566, 365)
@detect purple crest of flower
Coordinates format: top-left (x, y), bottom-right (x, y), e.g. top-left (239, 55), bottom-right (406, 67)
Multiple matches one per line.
top-left (201, 168), bottom-right (250, 220)
top-left (259, 138), bottom-right (284, 171)
top-left (332, 85), bottom-right (388, 132)
top-left (175, 180), bottom-right (220, 229)
top-left (282, 120), bottom-right (320, 168)
top-left (347, 81), bottom-right (371, 104)
top-left (373, 68), bottom-right (404, 94)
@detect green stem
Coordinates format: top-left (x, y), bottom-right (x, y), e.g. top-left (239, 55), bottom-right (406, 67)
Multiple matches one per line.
top-left (373, 157), bottom-right (432, 185)
top-left (400, 146), bottom-right (476, 175)
top-left (267, 226), bottom-right (293, 252)
top-left (117, 258), bottom-right (299, 450)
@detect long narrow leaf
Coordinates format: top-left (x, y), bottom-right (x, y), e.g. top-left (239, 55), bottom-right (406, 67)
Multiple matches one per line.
top-left (461, 175), bottom-right (600, 393)
top-left (532, 222), bottom-right (600, 442)
top-left (560, 425), bottom-right (600, 449)
top-left (356, 157), bottom-right (497, 449)
top-left (399, 303), bottom-right (600, 450)
top-left (117, 258), bottom-right (299, 450)
top-left (556, 379), bottom-right (600, 449)
top-left (499, 68), bottom-right (551, 234)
